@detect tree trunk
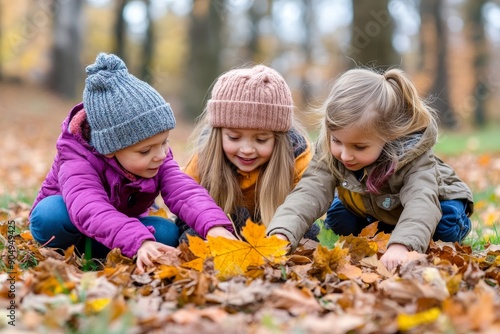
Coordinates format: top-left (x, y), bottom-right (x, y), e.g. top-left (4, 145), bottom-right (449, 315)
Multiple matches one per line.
top-left (183, 0), bottom-right (224, 121)
top-left (141, 0), bottom-right (154, 83)
top-left (466, 0), bottom-right (488, 127)
top-left (114, 0), bottom-right (128, 63)
top-left (49, 0), bottom-right (84, 98)
top-left (348, 0), bottom-right (398, 68)
top-left (421, 0), bottom-right (456, 128)
top-left (247, 2), bottom-right (260, 60)
top-left (300, 0), bottom-right (314, 104)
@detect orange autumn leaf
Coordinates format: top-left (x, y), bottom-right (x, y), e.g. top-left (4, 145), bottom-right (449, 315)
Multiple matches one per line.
top-left (478, 154), bottom-right (491, 167)
top-left (19, 229), bottom-right (33, 240)
top-left (360, 272), bottom-right (380, 284)
top-left (340, 235), bottom-right (378, 262)
top-left (357, 221), bottom-right (390, 253)
top-left (310, 244), bottom-right (350, 280)
top-left (208, 221), bottom-right (289, 279)
top-left (148, 207), bottom-right (170, 219)
top-left (371, 232), bottom-right (390, 253)
top-left (155, 265), bottom-right (180, 280)
top-left (34, 276), bottom-right (76, 296)
top-left (359, 221), bottom-right (379, 237)
top-left (337, 263), bottom-right (362, 280)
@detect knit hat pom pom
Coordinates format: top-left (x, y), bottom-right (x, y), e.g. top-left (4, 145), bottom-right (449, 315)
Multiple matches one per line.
top-left (85, 53), bottom-right (127, 89)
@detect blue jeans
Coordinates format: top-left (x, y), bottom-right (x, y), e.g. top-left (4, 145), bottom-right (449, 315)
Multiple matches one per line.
top-left (324, 197), bottom-right (471, 242)
top-left (30, 195), bottom-right (179, 259)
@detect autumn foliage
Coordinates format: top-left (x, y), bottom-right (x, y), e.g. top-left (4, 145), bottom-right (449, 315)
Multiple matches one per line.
top-left (2, 200), bottom-right (500, 334)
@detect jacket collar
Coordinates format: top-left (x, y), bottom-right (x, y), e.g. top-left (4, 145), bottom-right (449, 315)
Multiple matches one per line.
top-left (66, 103), bottom-right (139, 182)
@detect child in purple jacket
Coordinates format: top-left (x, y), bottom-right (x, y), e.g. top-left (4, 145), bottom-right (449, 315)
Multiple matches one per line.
top-left (29, 53), bottom-right (235, 273)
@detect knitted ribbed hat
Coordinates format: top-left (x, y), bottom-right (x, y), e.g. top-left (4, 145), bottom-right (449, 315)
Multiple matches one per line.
top-left (207, 65), bottom-right (293, 132)
top-left (83, 53), bottom-right (176, 155)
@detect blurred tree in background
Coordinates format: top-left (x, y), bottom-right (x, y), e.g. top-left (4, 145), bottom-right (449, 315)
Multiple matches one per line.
top-left (1, 0), bottom-right (499, 129)
top-left (49, 0), bottom-right (84, 98)
top-left (465, 0), bottom-right (489, 128)
top-left (349, 0), bottom-right (398, 67)
top-left (419, 0), bottom-right (456, 128)
top-left (183, 0), bottom-right (224, 119)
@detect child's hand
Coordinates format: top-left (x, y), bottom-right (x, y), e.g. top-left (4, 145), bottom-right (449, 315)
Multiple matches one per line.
top-left (206, 226), bottom-right (237, 240)
top-left (135, 240), bottom-right (180, 274)
top-left (380, 243), bottom-right (410, 271)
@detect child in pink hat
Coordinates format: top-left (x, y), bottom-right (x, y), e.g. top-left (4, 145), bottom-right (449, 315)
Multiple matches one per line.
top-left (176, 65), bottom-right (317, 241)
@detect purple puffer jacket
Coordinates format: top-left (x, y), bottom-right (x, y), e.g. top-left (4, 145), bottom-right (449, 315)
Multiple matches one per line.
top-left (31, 103), bottom-right (232, 257)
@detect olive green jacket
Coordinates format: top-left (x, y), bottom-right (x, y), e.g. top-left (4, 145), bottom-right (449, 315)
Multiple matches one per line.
top-left (266, 126), bottom-right (474, 253)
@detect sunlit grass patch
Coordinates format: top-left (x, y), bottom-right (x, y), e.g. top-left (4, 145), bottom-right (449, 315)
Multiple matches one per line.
top-left (435, 124), bottom-right (500, 155)
top-left (435, 123), bottom-right (500, 156)
top-left (0, 188), bottom-right (37, 209)
top-left (462, 185), bottom-right (500, 250)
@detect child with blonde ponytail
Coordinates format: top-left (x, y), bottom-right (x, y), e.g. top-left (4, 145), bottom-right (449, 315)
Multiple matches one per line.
top-left (267, 67), bottom-right (474, 270)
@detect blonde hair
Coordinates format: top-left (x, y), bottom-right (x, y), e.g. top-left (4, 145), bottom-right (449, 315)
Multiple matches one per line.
top-left (317, 67), bottom-right (438, 193)
top-left (187, 109), bottom-right (309, 226)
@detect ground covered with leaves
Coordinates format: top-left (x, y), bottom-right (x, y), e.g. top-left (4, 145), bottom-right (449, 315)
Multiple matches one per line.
top-left (1, 83), bottom-right (500, 333)
top-left (2, 199), bottom-right (500, 334)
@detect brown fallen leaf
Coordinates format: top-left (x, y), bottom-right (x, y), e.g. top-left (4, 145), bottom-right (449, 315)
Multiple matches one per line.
top-left (270, 281), bottom-right (322, 316)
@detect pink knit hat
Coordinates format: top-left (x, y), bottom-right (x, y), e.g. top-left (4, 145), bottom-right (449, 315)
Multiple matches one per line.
top-left (207, 65), bottom-right (293, 132)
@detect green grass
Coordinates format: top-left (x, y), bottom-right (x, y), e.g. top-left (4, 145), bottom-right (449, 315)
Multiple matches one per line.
top-left (435, 123), bottom-right (500, 156)
top-left (462, 183), bottom-right (500, 250)
top-left (0, 188), bottom-right (37, 209)
top-left (0, 189), bottom-right (38, 209)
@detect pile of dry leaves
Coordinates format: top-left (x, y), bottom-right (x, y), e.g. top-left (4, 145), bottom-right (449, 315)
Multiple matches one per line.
top-left (2, 200), bottom-right (500, 334)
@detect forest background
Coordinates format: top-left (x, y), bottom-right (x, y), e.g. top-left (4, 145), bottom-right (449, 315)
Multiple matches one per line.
top-left (3, 0), bottom-right (500, 124)
top-left (1, 0), bottom-right (500, 200)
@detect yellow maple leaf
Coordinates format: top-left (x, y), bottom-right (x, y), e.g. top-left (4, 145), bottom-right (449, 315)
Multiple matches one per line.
top-left (182, 234), bottom-right (211, 271)
top-left (208, 222), bottom-right (289, 279)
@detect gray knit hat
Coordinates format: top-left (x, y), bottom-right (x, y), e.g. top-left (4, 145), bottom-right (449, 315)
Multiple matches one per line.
top-left (83, 53), bottom-right (176, 155)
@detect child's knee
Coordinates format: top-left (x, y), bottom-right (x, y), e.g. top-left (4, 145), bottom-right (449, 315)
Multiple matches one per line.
top-left (435, 200), bottom-right (471, 242)
top-left (141, 216), bottom-right (179, 247)
top-left (30, 195), bottom-right (80, 247)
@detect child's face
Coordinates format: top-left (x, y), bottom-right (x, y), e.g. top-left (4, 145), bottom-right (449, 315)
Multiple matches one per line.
top-left (329, 126), bottom-right (385, 171)
top-left (221, 128), bottom-right (275, 172)
top-left (106, 131), bottom-right (170, 178)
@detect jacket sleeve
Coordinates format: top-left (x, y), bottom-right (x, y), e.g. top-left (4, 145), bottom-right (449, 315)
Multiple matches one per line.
top-left (159, 149), bottom-right (233, 238)
top-left (58, 153), bottom-right (155, 258)
top-left (266, 150), bottom-right (337, 251)
top-left (387, 151), bottom-right (441, 253)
